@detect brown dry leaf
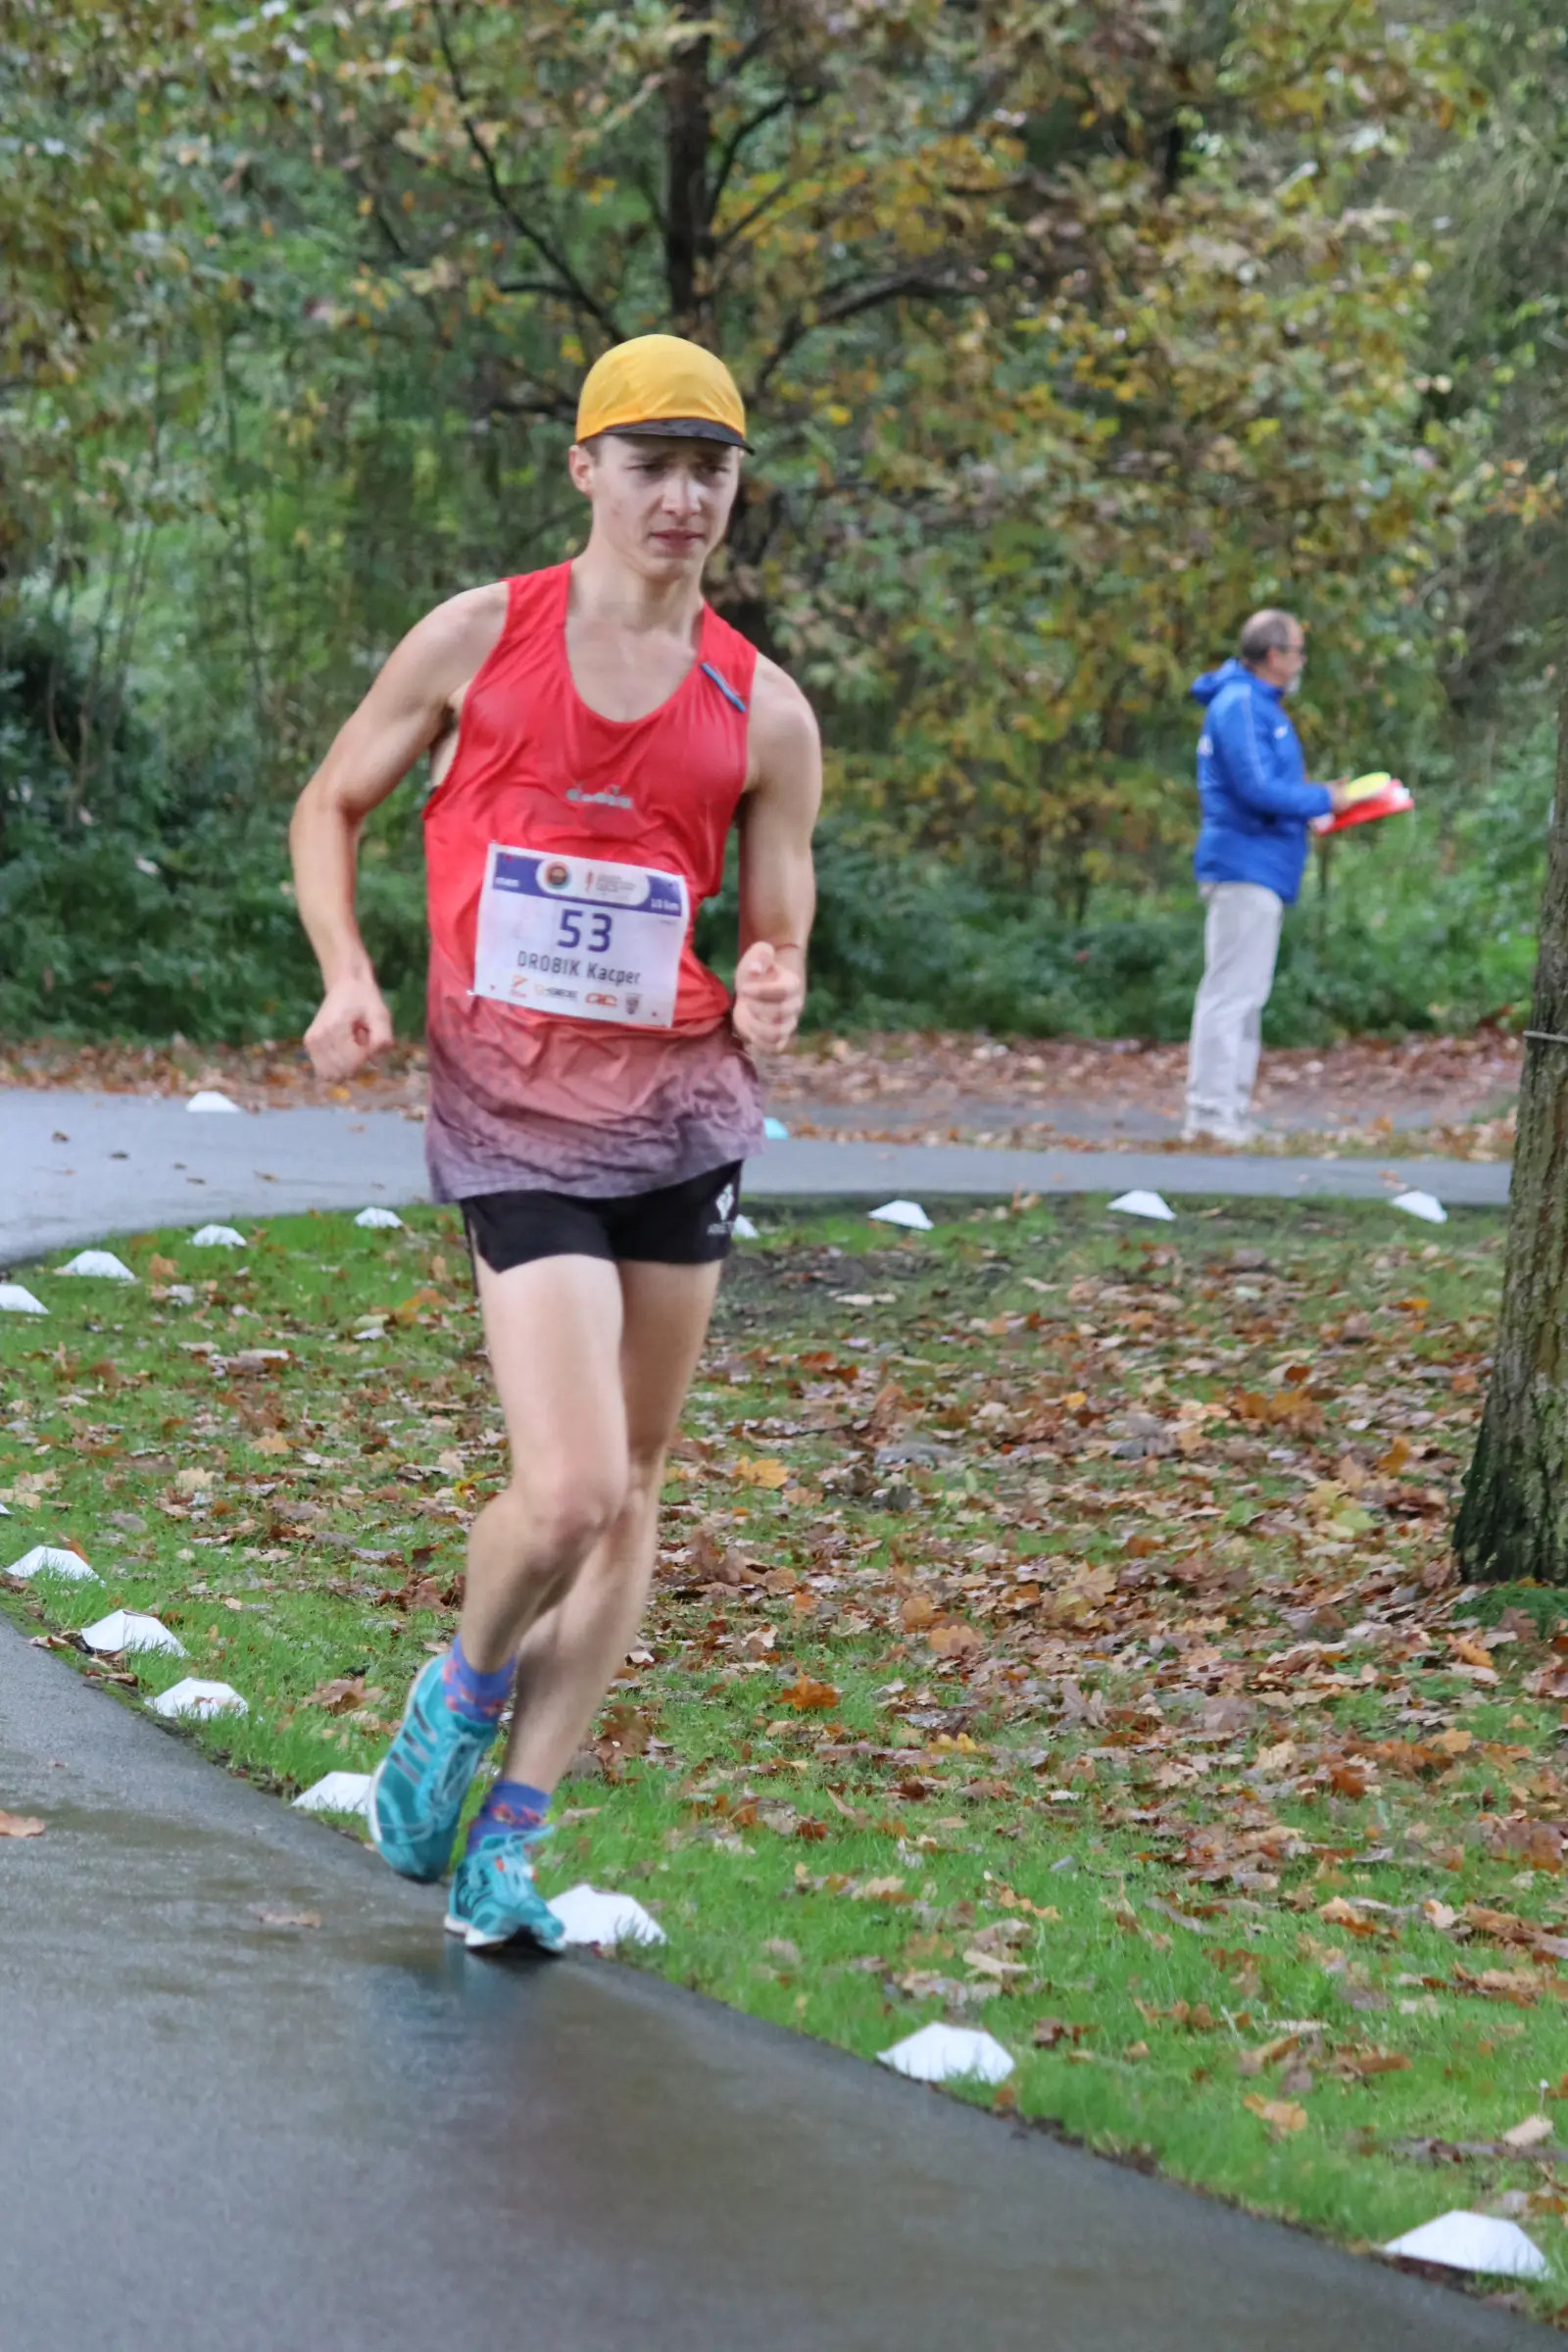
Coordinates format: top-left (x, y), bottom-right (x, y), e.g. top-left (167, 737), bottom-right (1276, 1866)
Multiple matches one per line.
top-left (1318, 1896), bottom-right (1394, 1938)
top-left (0, 1811), bottom-right (46, 1839)
top-left (1033, 2017), bottom-right (1091, 2048)
top-left (779, 1676), bottom-right (840, 1712)
top-left (1434, 1728), bottom-right (1475, 1756)
top-left (391, 1287), bottom-right (444, 1327)
top-left (1501, 2115), bottom-right (1555, 2151)
top-left (148, 1253), bottom-right (178, 1280)
top-left (901, 1593), bottom-right (938, 1631)
top-left (303, 1673), bottom-right (367, 1714)
top-left (927, 1622), bottom-right (983, 1659)
top-left (253, 1432), bottom-right (291, 1456)
top-left (1449, 1635), bottom-right (1495, 1673)
top-left (255, 1907), bottom-right (321, 1929)
top-left (1244, 2094), bottom-right (1308, 2136)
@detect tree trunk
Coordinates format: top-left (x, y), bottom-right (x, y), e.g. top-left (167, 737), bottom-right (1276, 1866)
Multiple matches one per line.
top-left (664, 6), bottom-right (713, 338)
top-left (1452, 662), bottom-right (1568, 1585)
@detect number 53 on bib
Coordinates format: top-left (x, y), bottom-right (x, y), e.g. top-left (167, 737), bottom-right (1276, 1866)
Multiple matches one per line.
top-left (471, 845), bottom-right (689, 1029)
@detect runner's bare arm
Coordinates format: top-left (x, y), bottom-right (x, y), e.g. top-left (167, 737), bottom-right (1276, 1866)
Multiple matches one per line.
top-left (732, 658), bottom-right (821, 1055)
top-left (289, 586), bottom-right (507, 1079)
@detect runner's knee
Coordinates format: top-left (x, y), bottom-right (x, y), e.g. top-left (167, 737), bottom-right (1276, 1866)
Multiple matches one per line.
top-left (514, 1464), bottom-right (628, 1562)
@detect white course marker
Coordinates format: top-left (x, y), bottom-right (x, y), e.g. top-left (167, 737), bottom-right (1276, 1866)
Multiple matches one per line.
top-left (7, 1544), bottom-right (100, 1585)
top-left (147, 1678), bottom-right (248, 1721)
top-left (877, 2022), bottom-right (1013, 2085)
top-left (732, 1213), bottom-right (760, 1241)
top-left (187, 1089), bottom-right (240, 1113)
top-left (190, 1224), bottom-right (247, 1249)
top-left (354, 1206), bottom-right (404, 1230)
top-left (868, 1200), bottom-right (933, 1232)
top-left (548, 1883), bottom-right (667, 1948)
top-left (56, 1250), bottom-right (137, 1281)
top-left (293, 1771), bottom-right (374, 1819)
top-left (1382, 2210), bottom-right (1547, 2279)
top-left (0, 1284), bottom-right (47, 1315)
top-left (80, 1609), bottom-right (187, 1658)
top-left (1107, 1190), bottom-right (1176, 1222)
top-left (1391, 1189), bottom-right (1447, 1226)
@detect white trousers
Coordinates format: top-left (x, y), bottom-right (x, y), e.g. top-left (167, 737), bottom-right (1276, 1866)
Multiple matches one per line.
top-left (1185, 882), bottom-right (1284, 1132)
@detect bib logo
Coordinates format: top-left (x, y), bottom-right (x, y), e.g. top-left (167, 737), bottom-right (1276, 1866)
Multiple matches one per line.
top-left (566, 783), bottom-right (634, 810)
top-left (540, 859), bottom-right (572, 892)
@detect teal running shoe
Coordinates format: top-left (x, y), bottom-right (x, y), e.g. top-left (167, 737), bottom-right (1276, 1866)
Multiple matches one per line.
top-left (368, 1655), bottom-right (499, 1883)
top-left (445, 1825), bottom-right (565, 1955)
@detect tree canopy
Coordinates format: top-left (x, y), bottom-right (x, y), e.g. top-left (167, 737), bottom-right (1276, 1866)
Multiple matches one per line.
top-left (1, 2), bottom-right (1563, 1018)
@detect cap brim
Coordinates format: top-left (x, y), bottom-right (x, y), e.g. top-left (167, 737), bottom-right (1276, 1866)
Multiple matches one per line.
top-left (601, 417), bottom-right (751, 452)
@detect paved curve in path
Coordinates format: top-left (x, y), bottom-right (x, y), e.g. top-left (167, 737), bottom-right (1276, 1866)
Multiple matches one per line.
top-left (1, 1087), bottom-right (1539, 2349)
top-left (0, 1624), bottom-right (1549, 2352)
top-left (2, 1088), bottom-right (1508, 1262)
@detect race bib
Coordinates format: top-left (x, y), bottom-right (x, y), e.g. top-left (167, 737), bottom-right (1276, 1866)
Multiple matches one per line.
top-left (471, 845), bottom-right (688, 1028)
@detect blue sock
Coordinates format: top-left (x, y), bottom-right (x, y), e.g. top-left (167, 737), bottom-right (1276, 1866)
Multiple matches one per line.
top-left (439, 1636), bottom-right (514, 1726)
top-left (467, 1778), bottom-right (552, 1848)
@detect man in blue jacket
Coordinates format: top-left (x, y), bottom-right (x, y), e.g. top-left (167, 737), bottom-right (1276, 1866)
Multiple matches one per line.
top-left (1183, 610), bottom-right (1351, 1144)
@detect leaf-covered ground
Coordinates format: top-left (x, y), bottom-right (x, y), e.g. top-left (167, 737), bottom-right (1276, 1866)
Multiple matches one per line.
top-left (3, 1196), bottom-right (1567, 2320)
top-left (0, 1028), bottom-right (1520, 1157)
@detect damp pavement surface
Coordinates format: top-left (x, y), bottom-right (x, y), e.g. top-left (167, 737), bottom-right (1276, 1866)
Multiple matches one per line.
top-left (1, 1622), bottom-right (1553, 2352)
top-left (1, 1088), bottom-right (1509, 1261)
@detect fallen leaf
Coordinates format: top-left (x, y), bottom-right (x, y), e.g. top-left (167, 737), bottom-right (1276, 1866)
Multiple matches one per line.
top-left (927, 1622), bottom-right (983, 1658)
top-left (1244, 2094), bottom-right (1307, 2136)
top-left (1501, 2115), bottom-right (1555, 2151)
top-left (732, 1455), bottom-right (790, 1490)
top-left (303, 1674), bottom-right (367, 1714)
top-left (779, 1676), bottom-right (840, 1712)
top-left (254, 1907), bottom-right (321, 1929)
top-left (0, 1811), bottom-right (45, 1838)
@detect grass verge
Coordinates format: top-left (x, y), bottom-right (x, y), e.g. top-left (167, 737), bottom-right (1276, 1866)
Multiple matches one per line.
top-left (3, 1194), bottom-right (1567, 2321)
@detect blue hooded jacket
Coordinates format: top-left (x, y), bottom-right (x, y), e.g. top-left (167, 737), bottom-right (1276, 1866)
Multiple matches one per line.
top-left (1191, 658), bottom-right (1333, 906)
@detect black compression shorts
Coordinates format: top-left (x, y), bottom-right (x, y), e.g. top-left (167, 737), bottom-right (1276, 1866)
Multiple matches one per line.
top-left (461, 1160), bottom-right (743, 1274)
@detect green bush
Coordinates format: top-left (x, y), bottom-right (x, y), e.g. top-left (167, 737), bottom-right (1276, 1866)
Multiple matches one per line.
top-left (1, 599), bottom-right (1553, 1048)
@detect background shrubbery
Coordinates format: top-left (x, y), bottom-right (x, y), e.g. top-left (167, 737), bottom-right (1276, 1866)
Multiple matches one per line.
top-left (3, 4), bottom-right (1565, 1048)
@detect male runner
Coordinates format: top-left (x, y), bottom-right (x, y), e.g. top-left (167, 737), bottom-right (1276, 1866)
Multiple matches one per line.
top-left (289, 334), bottom-right (820, 1952)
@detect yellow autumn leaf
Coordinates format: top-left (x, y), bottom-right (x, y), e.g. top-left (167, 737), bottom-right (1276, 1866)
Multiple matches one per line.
top-left (732, 1455), bottom-right (789, 1489)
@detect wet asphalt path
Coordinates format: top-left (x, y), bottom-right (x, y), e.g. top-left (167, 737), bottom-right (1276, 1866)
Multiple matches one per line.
top-left (2, 1089), bottom-right (1508, 1262)
top-left (0, 1620), bottom-right (1550, 2352)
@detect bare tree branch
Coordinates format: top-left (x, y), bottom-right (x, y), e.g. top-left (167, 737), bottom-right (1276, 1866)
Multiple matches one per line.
top-left (752, 266), bottom-right (967, 396)
top-left (429, 0), bottom-right (622, 344)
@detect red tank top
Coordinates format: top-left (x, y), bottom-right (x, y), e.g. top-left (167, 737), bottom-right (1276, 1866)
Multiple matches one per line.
top-left (420, 562), bottom-right (765, 1202)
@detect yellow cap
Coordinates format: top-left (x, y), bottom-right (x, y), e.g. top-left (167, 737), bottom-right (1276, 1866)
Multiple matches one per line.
top-left (575, 333), bottom-right (750, 450)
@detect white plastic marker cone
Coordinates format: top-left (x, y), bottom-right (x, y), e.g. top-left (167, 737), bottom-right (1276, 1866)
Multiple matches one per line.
top-left (1391, 1189), bottom-right (1447, 1225)
top-left (877, 2023), bottom-right (1013, 2085)
top-left (7, 1544), bottom-right (99, 1584)
top-left (80, 1610), bottom-right (186, 1658)
top-left (1382, 2210), bottom-right (1546, 2279)
top-left (869, 1200), bottom-right (934, 1232)
top-left (187, 1090), bottom-right (240, 1113)
top-left (293, 1771), bottom-right (374, 1818)
top-left (147, 1678), bottom-right (248, 1721)
top-left (190, 1224), bottom-right (247, 1249)
top-left (1107, 1191), bottom-right (1176, 1222)
top-left (732, 1213), bottom-right (760, 1241)
top-left (56, 1250), bottom-right (136, 1280)
top-left (547, 1883), bottom-right (667, 1948)
top-left (354, 1206), bottom-right (404, 1230)
top-left (0, 1284), bottom-right (47, 1315)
